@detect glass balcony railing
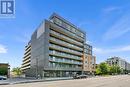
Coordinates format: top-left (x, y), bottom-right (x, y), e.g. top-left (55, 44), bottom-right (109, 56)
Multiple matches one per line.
top-left (49, 50), bottom-right (82, 60)
top-left (53, 17), bottom-right (85, 39)
top-left (24, 50), bottom-right (31, 57)
top-left (50, 30), bottom-right (83, 46)
top-left (49, 56), bottom-right (82, 65)
top-left (48, 62), bottom-right (82, 69)
top-left (21, 66), bottom-right (30, 70)
top-left (49, 44), bottom-right (82, 55)
top-left (22, 62), bottom-right (30, 67)
top-left (23, 58), bottom-right (31, 64)
top-left (24, 53), bottom-right (31, 60)
top-left (50, 37), bottom-right (83, 51)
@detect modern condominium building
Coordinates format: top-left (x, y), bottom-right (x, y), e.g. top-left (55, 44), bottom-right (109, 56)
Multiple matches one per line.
top-left (21, 13), bottom-right (96, 78)
top-left (21, 42), bottom-right (31, 73)
top-left (106, 57), bottom-right (130, 72)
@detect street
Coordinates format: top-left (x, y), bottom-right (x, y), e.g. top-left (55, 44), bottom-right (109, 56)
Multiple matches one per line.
top-left (0, 75), bottom-right (130, 87)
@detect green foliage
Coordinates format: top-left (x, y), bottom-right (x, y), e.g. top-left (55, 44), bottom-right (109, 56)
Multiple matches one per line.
top-left (99, 62), bottom-right (110, 75)
top-left (96, 62), bottom-right (110, 75)
top-left (12, 67), bottom-right (22, 76)
top-left (96, 62), bottom-right (122, 75)
top-left (96, 67), bottom-right (101, 75)
top-left (109, 65), bottom-right (121, 75)
top-left (0, 66), bottom-right (8, 75)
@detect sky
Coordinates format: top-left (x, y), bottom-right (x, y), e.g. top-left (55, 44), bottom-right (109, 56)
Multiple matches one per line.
top-left (0, 0), bottom-right (130, 68)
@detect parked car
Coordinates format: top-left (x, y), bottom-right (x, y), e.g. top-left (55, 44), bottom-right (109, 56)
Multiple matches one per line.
top-left (0, 76), bottom-right (7, 80)
top-left (73, 74), bottom-right (88, 79)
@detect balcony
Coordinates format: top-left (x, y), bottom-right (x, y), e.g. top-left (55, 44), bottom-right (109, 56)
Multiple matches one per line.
top-left (50, 30), bottom-right (83, 47)
top-left (49, 44), bottom-right (82, 56)
top-left (23, 55), bottom-right (31, 62)
top-left (24, 50), bottom-right (31, 57)
top-left (50, 37), bottom-right (83, 51)
top-left (49, 51), bottom-right (82, 61)
top-left (50, 22), bottom-right (85, 42)
top-left (21, 65), bottom-right (30, 70)
top-left (49, 59), bottom-right (83, 65)
top-left (23, 58), bottom-right (31, 64)
top-left (22, 62), bottom-right (31, 68)
top-left (25, 45), bottom-right (31, 51)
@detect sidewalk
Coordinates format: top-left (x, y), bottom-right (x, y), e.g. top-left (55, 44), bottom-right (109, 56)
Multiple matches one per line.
top-left (0, 77), bottom-right (73, 85)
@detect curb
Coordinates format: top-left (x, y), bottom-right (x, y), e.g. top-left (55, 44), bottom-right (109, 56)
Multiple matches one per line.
top-left (0, 78), bottom-right (73, 85)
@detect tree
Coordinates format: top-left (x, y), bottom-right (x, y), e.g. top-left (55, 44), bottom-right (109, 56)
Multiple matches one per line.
top-left (116, 66), bottom-right (121, 74)
top-left (100, 62), bottom-right (110, 75)
top-left (96, 67), bottom-right (101, 75)
top-left (109, 65), bottom-right (121, 75)
top-left (96, 62), bottom-right (110, 75)
top-left (96, 62), bottom-right (122, 75)
top-left (12, 67), bottom-right (22, 76)
top-left (0, 66), bottom-right (8, 75)
top-left (109, 66), bottom-right (115, 75)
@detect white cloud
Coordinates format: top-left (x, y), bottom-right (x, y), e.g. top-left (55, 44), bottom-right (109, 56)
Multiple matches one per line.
top-left (0, 44), bottom-right (7, 54)
top-left (93, 45), bottom-right (130, 54)
top-left (103, 13), bottom-right (130, 41)
top-left (103, 6), bottom-right (120, 14)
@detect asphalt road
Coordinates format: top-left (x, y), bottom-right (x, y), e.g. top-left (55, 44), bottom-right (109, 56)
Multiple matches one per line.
top-left (1, 75), bottom-right (130, 87)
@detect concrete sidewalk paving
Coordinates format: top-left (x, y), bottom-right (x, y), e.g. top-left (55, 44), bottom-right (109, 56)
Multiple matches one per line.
top-left (0, 77), bottom-right (73, 85)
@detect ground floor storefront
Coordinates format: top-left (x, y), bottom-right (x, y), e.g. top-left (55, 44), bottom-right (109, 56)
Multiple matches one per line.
top-left (24, 69), bottom-right (95, 78)
top-left (43, 70), bottom-right (82, 78)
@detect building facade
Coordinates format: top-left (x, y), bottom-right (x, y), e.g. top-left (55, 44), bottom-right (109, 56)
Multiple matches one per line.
top-left (83, 44), bottom-right (96, 74)
top-left (106, 57), bottom-right (130, 72)
top-left (21, 42), bottom-right (31, 74)
top-left (21, 13), bottom-right (96, 78)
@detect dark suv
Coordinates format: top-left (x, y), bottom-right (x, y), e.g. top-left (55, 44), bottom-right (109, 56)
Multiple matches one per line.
top-left (73, 74), bottom-right (88, 79)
